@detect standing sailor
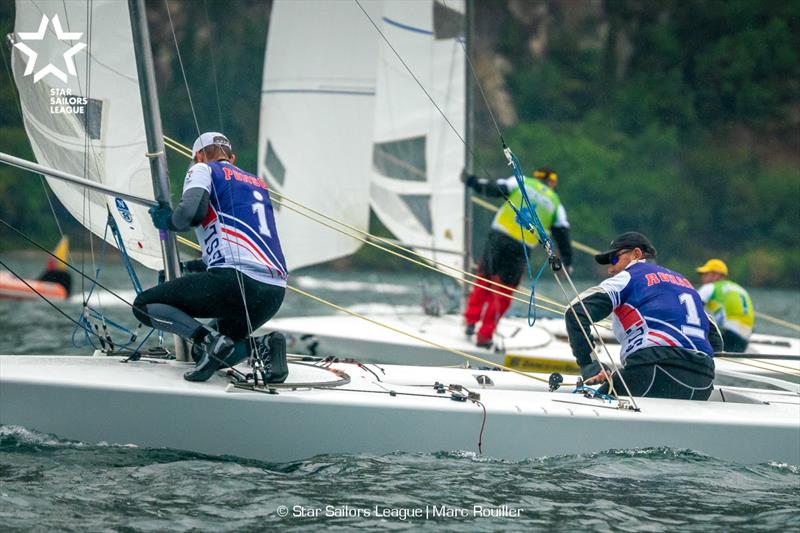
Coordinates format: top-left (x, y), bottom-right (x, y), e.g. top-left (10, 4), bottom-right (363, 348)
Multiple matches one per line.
top-left (133, 132), bottom-right (288, 382)
top-left (463, 167), bottom-right (573, 348)
top-left (696, 259), bottom-right (754, 353)
top-left (565, 232), bottom-right (723, 400)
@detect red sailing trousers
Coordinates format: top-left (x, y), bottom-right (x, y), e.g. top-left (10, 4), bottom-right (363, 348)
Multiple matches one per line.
top-left (464, 231), bottom-right (527, 345)
top-left (464, 274), bottom-right (515, 345)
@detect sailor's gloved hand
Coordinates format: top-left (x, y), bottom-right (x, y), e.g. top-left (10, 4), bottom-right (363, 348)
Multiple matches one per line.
top-left (156, 258), bottom-right (207, 283)
top-left (183, 259), bottom-right (207, 273)
top-left (460, 169), bottom-right (478, 189)
top-left (149, 202), bottom-right (174, 230)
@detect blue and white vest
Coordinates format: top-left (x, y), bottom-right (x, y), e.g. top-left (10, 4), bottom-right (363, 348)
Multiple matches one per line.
top-left (183, 161), bottom-right (287, 287)
top-left (600, 261), bottom-right (713, 362)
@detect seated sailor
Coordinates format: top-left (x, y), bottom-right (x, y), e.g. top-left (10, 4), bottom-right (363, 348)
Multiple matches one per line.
top-left (696, 259), bottom-right (754, 353)
top-left (564, 232), bottom-right (723, 400)
top-left (132, 132), bottom-right (288, 383)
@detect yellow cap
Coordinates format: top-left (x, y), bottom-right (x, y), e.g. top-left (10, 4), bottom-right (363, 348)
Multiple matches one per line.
top-left (696, 258), bottom-right (728, 276)
top-left (533, 167), bottom-right (558, 185)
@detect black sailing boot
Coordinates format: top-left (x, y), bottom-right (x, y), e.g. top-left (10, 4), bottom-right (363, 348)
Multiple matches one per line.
top-left (184, 330), bottom-right (235, 382)
top-left (266, 332), bottom-right (289, 383)
top-left (253, 331), bottom-right (289, 384)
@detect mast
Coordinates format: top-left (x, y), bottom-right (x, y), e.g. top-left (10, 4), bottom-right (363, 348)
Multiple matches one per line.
top-left (461, 0), bottom-right (475, 299)
top-left (128, 0), bottom-right (189, 361)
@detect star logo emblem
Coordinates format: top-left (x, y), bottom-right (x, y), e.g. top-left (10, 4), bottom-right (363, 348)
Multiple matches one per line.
top-left (14, 14), bottom-right (87, 84)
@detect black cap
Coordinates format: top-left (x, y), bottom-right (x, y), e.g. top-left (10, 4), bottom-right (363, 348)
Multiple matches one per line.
top-left (594, 232), bottom-right (657, 265)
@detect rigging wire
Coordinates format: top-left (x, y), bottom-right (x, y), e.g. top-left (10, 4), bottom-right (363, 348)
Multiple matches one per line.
top-left (0, 257), bottom-right (93, 335)
top-left (61, 0), bottom-right (103, 319)
top-left (163, 0), bottom-right (201, 135)
top-left (0, 217), bottom-right (165, 329)
top-left (469, 195), bottom-right (800, 333)
top-left (0, 256), bottom-right (148, 356)
top-left (441, 0), bottom-right (504, 142)
top-left (353, 0), bottom-right (494, 180)
top-left (161, 135), bottom-right (588, 320)
top-left (505, 144), bottom-right (635, 402)
top-left (352, 0), bottom-right (637, 401)
top-left (162, 133), bottom-right (800, 336)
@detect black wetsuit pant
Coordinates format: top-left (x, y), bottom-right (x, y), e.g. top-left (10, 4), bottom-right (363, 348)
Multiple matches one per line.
top-left (598, 347), bottom-right (715, 401)
top-left (478, 230), bottom-right (528, 286)
top-left (132, 267), bottom-right (284, 345)
top-left (721, 330), bottom-right (749, 353)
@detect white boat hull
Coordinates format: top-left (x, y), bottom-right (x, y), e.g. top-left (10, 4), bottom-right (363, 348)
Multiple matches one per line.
top-left (266, 314), bottom-right (800, 381)
top-left (1, 355), bottom-right (798, 464)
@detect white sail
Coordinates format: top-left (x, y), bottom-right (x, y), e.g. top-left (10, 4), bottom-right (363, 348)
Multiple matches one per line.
top-left (258, 0), bottom-right (382, 271)
top-left (10, 0), bottom-right (162, 270)
top-left (370, 0), bottom-right (466, 270)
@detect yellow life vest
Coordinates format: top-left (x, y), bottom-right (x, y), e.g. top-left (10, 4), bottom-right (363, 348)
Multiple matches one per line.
top-left (705, 279), bottom-right (755, 338)
top-left (491, 178), bottom-right (561, 244)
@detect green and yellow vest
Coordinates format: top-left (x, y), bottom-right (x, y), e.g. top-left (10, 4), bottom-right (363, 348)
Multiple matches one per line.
top-left (491, 178), bottom-right (561, 245)
top-left (703, 280), bottom-right (755, 338)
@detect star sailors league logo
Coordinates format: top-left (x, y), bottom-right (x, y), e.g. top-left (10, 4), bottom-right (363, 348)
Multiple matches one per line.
top-left (14, 14), bottom-right (87, 84)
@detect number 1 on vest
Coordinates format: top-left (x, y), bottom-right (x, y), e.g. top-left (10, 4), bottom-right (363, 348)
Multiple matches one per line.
top-left (252, 202), bottom-right (272, 237)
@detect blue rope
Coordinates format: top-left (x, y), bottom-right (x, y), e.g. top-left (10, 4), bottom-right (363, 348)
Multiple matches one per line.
top-left (129, 327), bottom-right (156, 357)
top-left (502, 146), bottom-right (554, 326)
top-left (505, 148), bottom-right (554, 250)
top-left (70, 219), bottom-right (146, 351)
top-left (71, 224), bottom-right (110, 349)
top-left (573, 385), bottom-right (615, 403)
top-left (108, 214), bottom-right (143, 294)
top-left (519, 228), bottom-right (549, 326)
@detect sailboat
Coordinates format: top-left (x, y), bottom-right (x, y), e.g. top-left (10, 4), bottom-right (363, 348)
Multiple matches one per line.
top-left (1, 0), bottom-right (799, 466)
top-left (255, 0), bottom-right (800, 382)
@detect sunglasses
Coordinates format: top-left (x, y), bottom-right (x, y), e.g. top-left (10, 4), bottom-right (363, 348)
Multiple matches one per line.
top-left (610, 249), bottom-right (631, 266)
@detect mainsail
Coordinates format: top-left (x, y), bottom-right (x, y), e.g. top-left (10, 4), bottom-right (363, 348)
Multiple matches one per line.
top-left (258, 0), bottom-right (382, 271)
top-left (369, 0), bottom-right (466, 271)
top-left (10, 0), bottom-right (162, 270)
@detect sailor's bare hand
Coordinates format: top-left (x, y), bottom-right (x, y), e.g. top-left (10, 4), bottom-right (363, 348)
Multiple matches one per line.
top-left (583, 371), bottom-right (608, 385)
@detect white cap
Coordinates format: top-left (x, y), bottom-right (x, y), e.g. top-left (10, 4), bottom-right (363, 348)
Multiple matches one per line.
top-left (192, 132), bottom-right (232, 155)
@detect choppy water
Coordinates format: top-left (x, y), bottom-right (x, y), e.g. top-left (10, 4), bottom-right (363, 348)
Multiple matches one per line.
top-left (1, 256), bottom-right (799, 530)
top-left (2, 426), bottom-right (798, 531)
